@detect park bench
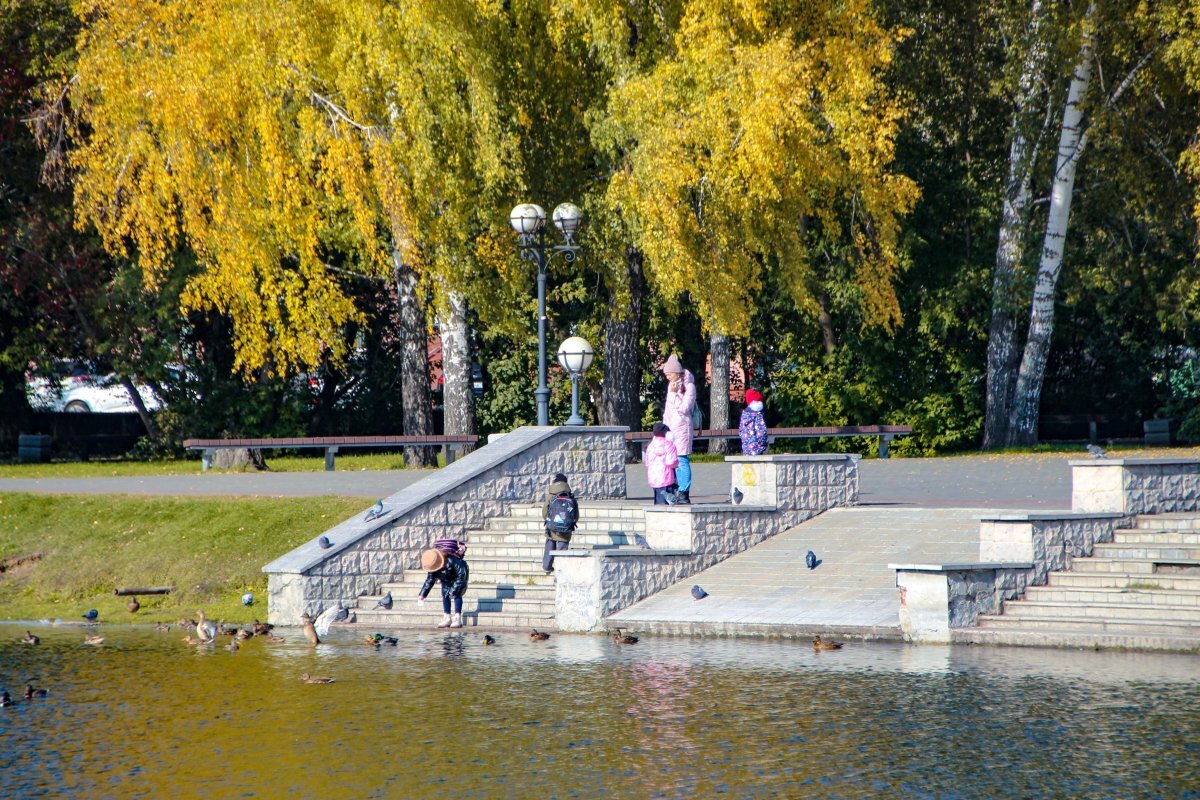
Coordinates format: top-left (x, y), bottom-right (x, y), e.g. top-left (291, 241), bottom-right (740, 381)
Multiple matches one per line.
top-left (624, 424), bottom-right (913, 458)
top-left (183, 435), bottom-right (479, 471)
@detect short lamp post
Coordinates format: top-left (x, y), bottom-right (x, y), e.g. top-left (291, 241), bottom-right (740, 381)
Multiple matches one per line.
top-left (557, 336), bottom-right (595, 426)
top-left (510, 202), bottom-right (582, 426)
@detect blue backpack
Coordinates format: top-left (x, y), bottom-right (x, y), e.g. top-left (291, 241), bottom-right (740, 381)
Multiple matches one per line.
top-left (545, 493), bottom-right (579, 535)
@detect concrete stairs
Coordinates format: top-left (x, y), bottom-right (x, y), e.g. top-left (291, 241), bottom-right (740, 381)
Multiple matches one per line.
top-left (348, 502), bottom-right (648, 630)
top-left (956, 513), bottom-right (1200, 652)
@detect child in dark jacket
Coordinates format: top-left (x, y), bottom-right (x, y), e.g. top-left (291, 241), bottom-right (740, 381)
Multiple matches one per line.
top-left (417, 548), bottom-right (470, 628)
top-left (739, 389), bottom-right (768, 456)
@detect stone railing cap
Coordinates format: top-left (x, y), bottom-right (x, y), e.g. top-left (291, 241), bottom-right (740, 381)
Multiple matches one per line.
top-left (890, 562), bottom-right (1034, 572)
top-left (1068, 458), bottom-right (1200, 467)
top-left (643, 504), bottom-right (775, 514)
top-left (724, 454), bottom-right (859, 462)
top-left (262, 425), bottom-right (628, 575)
top-left (976, 511), bottom-right (1127, 522)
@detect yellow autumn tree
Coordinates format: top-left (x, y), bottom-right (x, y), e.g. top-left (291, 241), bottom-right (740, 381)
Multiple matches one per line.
top-left (66, 0), bottom-right (517, 379)
top-left (585, 0), bottom-right (919, 337)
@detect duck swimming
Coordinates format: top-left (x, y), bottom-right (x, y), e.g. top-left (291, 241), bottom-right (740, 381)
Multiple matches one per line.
top-left (0, 691), bottom-right (13, 707)
top-left (529, 629), bottom-right (550, 641)
top-left (21, 630), bottom-right (39, 645)
top-left (224, 640), bottom-right (240, 653)
top-left (300, 612), bottom-right (320, 646)
top-left (300, 673), bottom-right (335, 684)
top-left (373, 633), bottom-right (398, 646)
top-left (24, 685), bottom-right (48, 699)
top-left (83, 635), bottom-right (104, 646)
top-left (154, 623), bottom-right (171, 632)
top-left (812, 635), bottom-right (843, 651)
top-left (611, 629), bottom-right (639, 645)
top-left (194, 610), bottom-right (218, 642)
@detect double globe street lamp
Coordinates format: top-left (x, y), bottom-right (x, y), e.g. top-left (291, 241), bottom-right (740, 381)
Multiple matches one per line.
top-left (509, 201), bottom-right (583, 426)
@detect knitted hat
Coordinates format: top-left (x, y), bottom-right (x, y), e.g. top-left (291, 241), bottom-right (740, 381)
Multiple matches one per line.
top-left (662, 354), bottom-right (684, 375)
top-left (421, 549), bottom-right (445, 572)
top-left (745, 389), bottom-right (763, 404)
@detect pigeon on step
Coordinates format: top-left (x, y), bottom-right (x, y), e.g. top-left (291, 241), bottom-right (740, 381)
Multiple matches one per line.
top-left (731, 487), bottom-right (744, 505)
top-left (633, 533), bottom-right (652, 550)
top-left (318, 535), bottom-right (333, 549)
top-left (333, 604), bottom-right (350, 623)
top-left (1086, 443), bottom-right (1107, 459)
top-left (374, 591), bottom-right (393, 610)
top-left (364, 499), bottom-right (385, 521)
top-left (805, 550), bottom-right (820, 570)
top-left (691, 585), bottom-right (709, 601)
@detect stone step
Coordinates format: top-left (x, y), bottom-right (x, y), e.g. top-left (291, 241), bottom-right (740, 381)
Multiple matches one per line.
top-left (381, 597), bottom-right (556, 615)
top-left (952, 626), bottom-right (1200, 653)
top-left (1048, 572), bottom-right (1200, 591)
top-left (974, 614), bottom-right (1200, 637)
top-left (506, 503), bottom-right (647, 519)
top-left (369, 584), bottom-right (556, 602)
top-left (467, 532), bottom-right (645, 548)
top-left (1024, 586), bottom-right (1200, 606)
top-left (484, 519), bottom-right (647, 535)
top-left (1069, 558), bottom-right (1200, 574)
top-left (1000, 600), bottom-right (1200, 622)
top-left (1114, 531), bottom-right (1200, 545)
top-left (350, 607), bottom-right (556, 629)
top-left (1133, 514), bottom-right (1200, 530)
top-left (1092, 543), bottom-right (1200, 561)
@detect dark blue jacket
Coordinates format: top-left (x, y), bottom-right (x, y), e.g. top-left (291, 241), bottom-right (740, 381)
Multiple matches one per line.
top-left (419, 555), bottom-right (469, 599)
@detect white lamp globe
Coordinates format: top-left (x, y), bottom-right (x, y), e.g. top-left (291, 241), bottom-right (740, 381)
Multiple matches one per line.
top-left (552, 202), bottom-right (583, 240)
top-left (509, 203), bottom-right (546, 235)
top-left (557, 336), bottom-right (595, 375)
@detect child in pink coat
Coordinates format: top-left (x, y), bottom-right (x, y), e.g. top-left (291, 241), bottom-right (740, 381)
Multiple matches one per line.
top-left (645, 422), bottom-right (680, 505)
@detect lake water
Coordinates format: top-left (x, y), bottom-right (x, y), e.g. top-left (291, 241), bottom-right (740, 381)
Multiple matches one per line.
top-left (1, 623), bottom-right (1198, 799)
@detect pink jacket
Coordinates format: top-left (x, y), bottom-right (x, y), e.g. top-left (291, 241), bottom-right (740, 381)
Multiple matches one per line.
top-left (662, 369), bottom-right (697, 456)
top-left (644, 435), bottom-right (679, 489)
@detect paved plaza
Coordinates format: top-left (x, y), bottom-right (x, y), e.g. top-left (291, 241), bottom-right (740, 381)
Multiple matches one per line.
top-left (0, 454), bottom-right (1074, 507)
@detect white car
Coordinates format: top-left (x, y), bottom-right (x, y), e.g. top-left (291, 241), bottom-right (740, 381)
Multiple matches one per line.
top-left (26, 364), bottom-right (162, 413)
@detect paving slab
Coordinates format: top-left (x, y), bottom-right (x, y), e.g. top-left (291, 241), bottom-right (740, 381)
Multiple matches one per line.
top-left (609, 507), bottom-right (987, 633)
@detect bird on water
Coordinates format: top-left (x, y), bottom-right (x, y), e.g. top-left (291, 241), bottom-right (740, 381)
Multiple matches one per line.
top-left (0, 691), bottom-right (13, 707)
top-left (195, 610), bottom-right (218, 643)
top-left (21, 631), bottom-right (39, 645)
top-left (611, 629), bottom-right (639, 644)
top-left (300, 673), bottom-right (335, 684)
top-left (83, 635), bottom-right (104, 646)
top-left (483, 635), bottom-right (496, 645)
top-left (691, 585), bottom-right (708, 601)
top-left (300, 612), bottom-right (320, 645)
top-left (24, 684), bottom-right (48, 699)
top-left (812, 635), bottom-right (843, 651)
top-left (373, 633), bottom-right (398, 645)
top-left (530, 629), bottom-right (550, 641)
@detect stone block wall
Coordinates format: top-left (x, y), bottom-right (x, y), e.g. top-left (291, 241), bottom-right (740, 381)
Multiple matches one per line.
top-left (1072, 458), bottom-right (1200, 514)
top-left (894, 512), bottom-right (1129, 643)
top-left (264, 426), bottom-right (628, 624)
top-left (555, 454), bottom-right (859, 631)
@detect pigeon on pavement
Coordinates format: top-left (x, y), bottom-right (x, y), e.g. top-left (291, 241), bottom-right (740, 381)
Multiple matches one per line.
top-left (1086, 443), bottom-right (1107, 459)
top-left (691, 585), bottom-right (709, 601)
top-left (806, 550), bottom-right (819, 570)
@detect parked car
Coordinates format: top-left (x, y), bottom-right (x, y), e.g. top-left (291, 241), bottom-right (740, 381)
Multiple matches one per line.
top-left (25, 361), bottom-right (162, 413)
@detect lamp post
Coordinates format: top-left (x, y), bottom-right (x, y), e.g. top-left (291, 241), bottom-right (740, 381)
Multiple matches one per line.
top-left (557, 336), bottom-right (595, 426)
top-left (510, 202), bottom-right (582, 426)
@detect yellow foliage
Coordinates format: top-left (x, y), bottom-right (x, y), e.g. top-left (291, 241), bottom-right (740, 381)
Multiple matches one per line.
top-left (580, 0), bottom-right (918, 335)
top-left (68, 0), bottom-right (517, 376)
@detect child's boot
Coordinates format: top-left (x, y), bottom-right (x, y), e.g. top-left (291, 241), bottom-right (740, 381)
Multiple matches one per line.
top-left (437, 613), bottom-right (452, 628)
top-left (450, 613), bottom-right (463, 628)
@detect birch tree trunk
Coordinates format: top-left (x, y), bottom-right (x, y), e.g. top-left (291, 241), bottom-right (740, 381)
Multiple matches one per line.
top-left (599, 247), bottom-right (645, 462)
top-left (708, 331), bottom-right (731, 455)
top-left (438, 290), bottom-right (476, 450)
top-left (1007, 2), bottom-right (1097, 446)
top-left (983, 0), bottom-right (1049, 449)
top-left (392, 248), bottom-right (437, 467)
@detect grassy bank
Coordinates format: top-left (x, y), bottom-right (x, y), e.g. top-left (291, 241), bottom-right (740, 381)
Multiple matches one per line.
top-left (0, 451), bottom-right (437, 478)
top-left (0, 492), bottom-right (365, 623)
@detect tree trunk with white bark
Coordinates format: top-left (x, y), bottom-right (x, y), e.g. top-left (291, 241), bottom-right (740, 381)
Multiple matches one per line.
top-left (438, 290), bottom-right (476, 451)
top-left (1007, 2), bottom-right (1096, 446)
top-left (984, 0), bottom-right (1049, 450)
top-left (708, 331), bottom-right (731, 454)
top-left (392, 248), bottom-right (437, 467)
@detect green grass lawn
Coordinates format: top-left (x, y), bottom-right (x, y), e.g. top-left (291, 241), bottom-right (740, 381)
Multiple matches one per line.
top-left (0, 492), bottom-right (366, 623)
top-left (0, 450), bottom-right (438, 479)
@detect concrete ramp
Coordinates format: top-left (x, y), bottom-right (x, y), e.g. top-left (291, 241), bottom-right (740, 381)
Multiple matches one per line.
top-left (608, 507), bottom-right (984, 637)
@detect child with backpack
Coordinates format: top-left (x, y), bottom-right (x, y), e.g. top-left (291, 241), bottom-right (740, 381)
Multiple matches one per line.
top-left (542, 472), bottom-right (578, 573)
top-left (645, 422), bottom-right (680, 505)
